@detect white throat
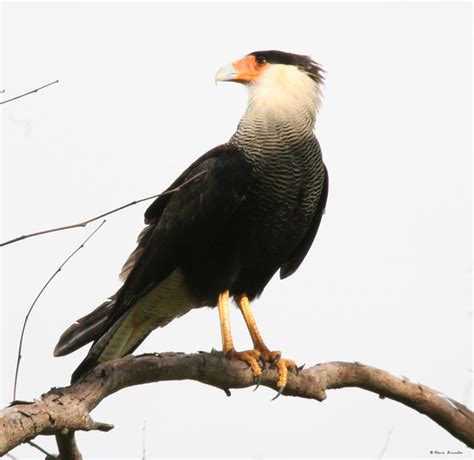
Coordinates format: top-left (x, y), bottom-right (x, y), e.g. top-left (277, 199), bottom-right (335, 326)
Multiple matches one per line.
top-left (244, 64), bottom-right (321, 131)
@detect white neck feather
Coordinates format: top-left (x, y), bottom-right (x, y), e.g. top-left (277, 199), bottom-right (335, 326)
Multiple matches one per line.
top-left (244, 64), bottom-right (321, 131)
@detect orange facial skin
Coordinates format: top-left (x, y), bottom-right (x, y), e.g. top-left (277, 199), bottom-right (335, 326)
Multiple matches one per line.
top-left (231, 55), bottom-right (270, 83)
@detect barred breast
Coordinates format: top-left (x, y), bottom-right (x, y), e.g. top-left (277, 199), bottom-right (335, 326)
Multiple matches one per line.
top-left (230, 113), bottom-right (325, 264)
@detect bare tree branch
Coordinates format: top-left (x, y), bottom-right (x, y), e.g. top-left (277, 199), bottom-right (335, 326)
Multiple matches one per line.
top-left (12, 220), bottom-right (106, 400)
top-left (0, 352), bottom-right (472, 456)
top-left (0, 80), bottom-right (59, 106)
top-left (0, 170), bottom-right (206, 247)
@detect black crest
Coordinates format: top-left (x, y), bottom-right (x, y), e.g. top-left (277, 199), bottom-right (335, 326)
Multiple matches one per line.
top-left (248, 50), bottom-right (324, 84)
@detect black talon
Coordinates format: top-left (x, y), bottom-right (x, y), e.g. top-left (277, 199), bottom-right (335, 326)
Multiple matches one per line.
top-left (223, 388), bottom-right (232, 397)
top-left (271, 386), bottom-right (285, 401)
top-left (270, 356), bottom-right (280, 368)
top-left (298, 363), bottom-right (306, 372)
top-left (253, 375), bottom-right (262, 391)
top-left (258, 357), bottom-right (266, 369)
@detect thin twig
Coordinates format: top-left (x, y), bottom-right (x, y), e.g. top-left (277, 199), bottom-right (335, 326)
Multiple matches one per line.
top-left (27, 440), bottom-right (58, 459)
top-left (1, 170), bottom-right (206, 247)
top-left (142, 420), bottom-right (146, 460)
top-left (0, 80), bottom-right (59, 105)
top-left (12, 220), bottom-right (106, 400)
top-left (377, 427), bottom-right (394, 459)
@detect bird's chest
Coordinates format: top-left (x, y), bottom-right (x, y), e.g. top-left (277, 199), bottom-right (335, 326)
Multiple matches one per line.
top-left (237, 152), bottom-right (317, 259)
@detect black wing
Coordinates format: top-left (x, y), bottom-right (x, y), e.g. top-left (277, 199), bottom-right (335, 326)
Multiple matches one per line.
top-left (68, 143), bottom-right (254, 381)
top-left (280, 165), bottom-right (328, 279)
top-left (113, 143), bottom-right (254, 316)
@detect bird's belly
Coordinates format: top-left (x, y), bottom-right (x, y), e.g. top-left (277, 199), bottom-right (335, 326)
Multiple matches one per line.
top-left (245, 216), bottom-right (308, 266)
top-left (241, 192), bottom-right (312, 259)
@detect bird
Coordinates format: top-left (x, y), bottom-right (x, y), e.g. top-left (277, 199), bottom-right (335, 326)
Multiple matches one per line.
top-left (54, 50), bottom-right (329, 394)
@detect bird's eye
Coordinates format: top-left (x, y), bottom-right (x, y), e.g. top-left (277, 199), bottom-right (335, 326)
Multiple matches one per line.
top-left (255, 56), bottom-right (267, 66)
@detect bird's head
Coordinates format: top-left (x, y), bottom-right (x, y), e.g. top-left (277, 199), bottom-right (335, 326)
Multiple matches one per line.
top-left (216, 50), bottom-right (323, 86)
top-left (216, 50), bottom-right (324, 123)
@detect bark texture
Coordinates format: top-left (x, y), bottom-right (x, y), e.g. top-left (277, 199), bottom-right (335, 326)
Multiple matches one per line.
top-left (1, 351), bottom-right (472, 456)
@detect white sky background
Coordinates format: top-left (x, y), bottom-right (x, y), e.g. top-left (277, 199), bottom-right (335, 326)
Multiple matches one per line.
top-left (1, 2), bottom-right (472, 459)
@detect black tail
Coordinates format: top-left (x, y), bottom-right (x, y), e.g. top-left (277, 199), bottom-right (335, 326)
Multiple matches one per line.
top-left (54, 297), bottom-right (116, 357)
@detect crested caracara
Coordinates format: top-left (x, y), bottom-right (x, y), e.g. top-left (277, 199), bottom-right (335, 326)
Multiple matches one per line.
top-left (55, 50), bottom-right (329, 395)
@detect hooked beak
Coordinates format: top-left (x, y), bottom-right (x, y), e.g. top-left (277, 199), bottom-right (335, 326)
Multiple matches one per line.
top-left (215, 63), bottom-right (238, 84)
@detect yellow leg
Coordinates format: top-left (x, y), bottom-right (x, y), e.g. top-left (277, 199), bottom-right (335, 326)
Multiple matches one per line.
top-left (217, 291), bottom-right (262, 378)
top-left (238, 294), bottom-right (277, 357)
top-left (217, 290), bottom-right (234, 354)
top-left (237, 294), bottom-right (297, 391)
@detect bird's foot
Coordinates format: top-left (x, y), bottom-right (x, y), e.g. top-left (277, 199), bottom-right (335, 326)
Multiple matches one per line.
top-left (274, 358), bottom-right (297, 391)
top-left (226, 348), bottom-right (263, 380)
top-left (257, 348), bottom-right (298, 399)
top-left (225, 347), bottom-right (300, 397)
